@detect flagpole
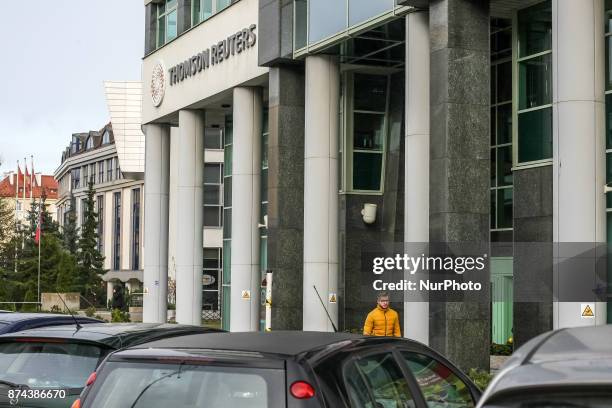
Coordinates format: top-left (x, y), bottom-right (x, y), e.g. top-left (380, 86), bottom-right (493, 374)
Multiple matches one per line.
top-left (37, 201), bottom-right (41, 311)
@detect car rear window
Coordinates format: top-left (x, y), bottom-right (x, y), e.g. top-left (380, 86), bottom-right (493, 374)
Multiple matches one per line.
top-left (0, 341), bottom-right (104, 389)
top-left (84, 361), bottom-right (286, 408)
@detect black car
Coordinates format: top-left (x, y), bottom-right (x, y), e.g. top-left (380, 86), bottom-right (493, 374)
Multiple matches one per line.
top-left (476, 324), bottom-right (612, 408)
top-left (77, 331), bottom-right (481, 408)
top-left (0, 312), bottom-right (102, 335)
top-left (0, 323), bottom-right (223, 408)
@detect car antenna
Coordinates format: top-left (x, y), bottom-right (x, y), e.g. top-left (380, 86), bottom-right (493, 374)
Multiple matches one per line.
top-left (313, 285), bottom-right (338, 332)
top-left (55, 292), bottom-right (82, 331)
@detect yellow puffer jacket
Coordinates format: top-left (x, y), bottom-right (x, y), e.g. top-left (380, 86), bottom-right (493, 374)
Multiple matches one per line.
top-left (363, 306), bottom-right (401, 337)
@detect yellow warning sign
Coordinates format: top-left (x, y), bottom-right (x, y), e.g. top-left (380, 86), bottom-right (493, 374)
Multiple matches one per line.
top-left (329, 293), bottom-right (337, 304)
top-left (581, 304), bottom-right (595, 318)
top-left (241, 290), bottom-right (251, 300)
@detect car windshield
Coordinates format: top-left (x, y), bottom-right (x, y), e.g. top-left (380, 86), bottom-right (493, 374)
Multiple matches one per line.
top-left (0, 341), bottom-right (104, 389)
top-left (484, 390), bottom-right (612, 408)
top-left (85, 361), bottom-right (286, 408)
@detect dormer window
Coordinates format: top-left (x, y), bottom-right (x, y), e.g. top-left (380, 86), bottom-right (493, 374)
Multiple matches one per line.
top-left (71, 137), bottom-right (81, 153)
top-left (86, 137), bottom-right (94, 150)
top-left (102, 130), bottom-right (111, 145)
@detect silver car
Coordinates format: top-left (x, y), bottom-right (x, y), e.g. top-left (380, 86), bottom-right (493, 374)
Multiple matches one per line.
top-left (477, 325), bottom-right (612, 408)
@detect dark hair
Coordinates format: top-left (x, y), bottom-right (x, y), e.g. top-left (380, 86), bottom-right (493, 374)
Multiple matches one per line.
top-left (377, 291), bottom-right (389, 301)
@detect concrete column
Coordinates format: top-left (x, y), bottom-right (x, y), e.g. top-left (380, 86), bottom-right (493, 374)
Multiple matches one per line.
top-left (429, 0), bottom-right (490, 371)
top-left (404, 11), bottom-right (430, 345)
top-left (552, 0), bottom-right (606, 327)
top-left (303, 55), bottom-right (339, 331)
top-left (230, 87), bottom-right (263, 331)
top-left (143, 124), bottom-right (170, 323)
top-left (175, 110), bottom-right (204, 325)
top-left (106, 280), bottom-right (115, 304)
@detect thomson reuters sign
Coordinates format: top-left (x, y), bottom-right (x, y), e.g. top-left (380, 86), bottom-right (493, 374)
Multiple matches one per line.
top-left (168, 24), bottom-right (257, 87)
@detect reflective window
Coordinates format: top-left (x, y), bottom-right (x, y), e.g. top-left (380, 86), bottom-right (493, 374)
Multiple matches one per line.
top-left (131, 189), bottom-right (141, 270)
top-left (203, 248), bottom-right (221, 320)
top-left (518, 1), bottom-right (552, 58)
top-left (349, 0), bottom-right (393, 27)
top-left (344, 353), bottom-right (415, 407)
top-left (97, 195), bottom-right (104, 254)
top-left (516, 1), bottom-right (552, 164)
top-left (347, 73), bottom-right (388, 192)
top-left (490, 18), bottom-right (513, 238)
top-left (157, 0), bottom-right (178, 48)
top-left (308, 0), bottom-right (346, 44)
top-left (222, 115), bottom-right (233, 331)
top-left (204, 164), bottom-right (223, 227)
top-left (205, 128), bottom-right (223, 149)
top-left (113, 192), bottom-right (121, 270)
top-left (401, 352), bottom-right (474, 408)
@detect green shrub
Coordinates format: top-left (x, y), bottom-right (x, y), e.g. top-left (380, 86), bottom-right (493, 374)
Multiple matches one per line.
top-left (468, 368), bottom-right (493, 390)
top-left (85, 306), bottom-right (97, 317)
top-left (491, 342), bottom-right (513, 356)
top-left (111, 308), bottom-right (130, 323)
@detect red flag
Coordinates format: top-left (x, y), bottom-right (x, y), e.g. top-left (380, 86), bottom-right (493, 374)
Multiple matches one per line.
top-left (34, 210), bottom-right (42, 244)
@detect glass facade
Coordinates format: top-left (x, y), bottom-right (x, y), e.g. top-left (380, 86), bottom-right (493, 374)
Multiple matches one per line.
top-left (192, 0), bottom-right (232, 26)
top-left (605, 0), bottom-right (612, 323)
top-left (259, 110), bottom-right (269, 330)
top-left (96, 195), bottom-right (104, 254)
top-left (112, 192), bottom-right (121, 271)
top-left (204, 163), bottom-right (223, 227)
top-left (516, 0), bottom-right (552, 164)
top-left (345, 73), bottom-right (388, 192)
top-left (131, 189), bottom-right (141, 270)
top-left (295, 0), bottom-right (398, 50)
top-left (203, 248), bottom-right (221, 320)
top-left (222, 115), bottom-right (233, 330)
top-left (156, 0), bottom-right (178, 48)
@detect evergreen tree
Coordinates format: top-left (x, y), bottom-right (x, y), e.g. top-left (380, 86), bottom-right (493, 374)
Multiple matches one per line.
top-left (0, 195), bottom-right (14, 244)
top-left (62, 192), bottom-right (79, 256)
top-left (77, 181), bottom-right (106, 306)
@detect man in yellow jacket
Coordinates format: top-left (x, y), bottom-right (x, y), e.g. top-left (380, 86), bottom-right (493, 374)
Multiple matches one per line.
top-left (363, 291), bottom-right (401, 337)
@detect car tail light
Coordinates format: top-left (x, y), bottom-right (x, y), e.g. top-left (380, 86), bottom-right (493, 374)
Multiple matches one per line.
top-left (290, 381), bottom-right (315, 399)
top-left (85, 372), bottom-right (96, 386)
top-left (70, 399), bottom-right (81, 408)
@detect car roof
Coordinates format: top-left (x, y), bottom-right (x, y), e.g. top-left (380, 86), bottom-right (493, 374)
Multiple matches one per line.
top-left (0, 313), bottom-right (101, 323)
top-left (479, 325), bottom-right (612, 405)
top-left (118, 331), bottom-right (426, 360)
top-left (0, 323), bottom-right (222, 349)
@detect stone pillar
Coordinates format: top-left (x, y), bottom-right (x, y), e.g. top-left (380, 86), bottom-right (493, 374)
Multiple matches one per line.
top-left (106, 280), bottom-right (115, 305)
top-left (268, 65), bottom-right (305, 330)
top-left (175, 110), bottom-right (204, 325)
top-left (230, 87), bottom-right (263, 332)
top-left (143, 124), bottom-right (170, 323)
top-left (303, 55), bottom-right (339, 331)
top-left (552, 0), bottom-right (606, 327)
top-left (405, 11), bottom-right (430, 345)
top-left (429, 0), bottom-right (490, 370)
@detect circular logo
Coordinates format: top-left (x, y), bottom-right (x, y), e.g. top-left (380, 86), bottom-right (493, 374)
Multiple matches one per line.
top-left (151, 62), bottom-right (165, 107)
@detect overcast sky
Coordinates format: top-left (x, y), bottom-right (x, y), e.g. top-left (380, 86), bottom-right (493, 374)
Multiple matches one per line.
top-left (0, 1), bottom-right (144, 176)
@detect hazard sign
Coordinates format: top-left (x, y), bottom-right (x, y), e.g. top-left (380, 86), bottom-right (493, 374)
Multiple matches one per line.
top-left (329, 293), bottom-right (337, 304)
top-left (241, 290), bottom-right (251, 300)
top-left (581, 303), bottom-right (595, 319)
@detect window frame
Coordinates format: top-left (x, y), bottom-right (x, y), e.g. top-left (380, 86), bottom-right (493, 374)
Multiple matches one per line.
top-left (112, 192), bottom-right (122, 271)
top-left (512, 0), bottom-right (554, 168)
top-left (131, 188), bottom-right (141, 271)
top-left (156, 0), bottom-right (178, 48)
top-left (96, 195), bottom-right (104, 254)
top-left (339, 346), bottom-right (427, 408)
top-left (204, 163), bottom-right (223, 228)
top-left (342, 71), bottom-right (390, 195)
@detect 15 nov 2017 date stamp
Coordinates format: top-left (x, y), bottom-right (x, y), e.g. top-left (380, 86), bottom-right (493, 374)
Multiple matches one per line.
top-left (7, 389), bottom-right (66, 406)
